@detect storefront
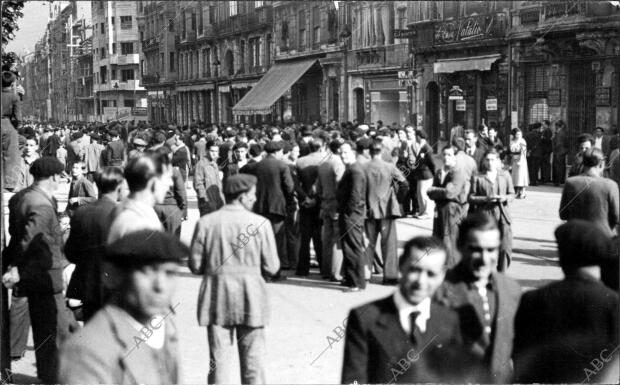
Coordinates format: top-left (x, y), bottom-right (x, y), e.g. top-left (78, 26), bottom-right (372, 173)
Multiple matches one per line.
top-left (408, 10), bottom-right (510, 144)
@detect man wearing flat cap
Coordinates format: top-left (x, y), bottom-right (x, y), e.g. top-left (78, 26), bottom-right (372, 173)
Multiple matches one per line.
top-left (513, 220), bottom-right (619, 383)
top-left (2, 157), bottom-right (74, 382)
top-left (190, 173), bottom-right (280, 384)
top-left (59, 230), bottom-right (188, 384)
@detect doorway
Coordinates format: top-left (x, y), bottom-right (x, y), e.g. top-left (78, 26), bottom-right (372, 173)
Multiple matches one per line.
top-left (568, 63), bottom-right (596, 156)
top-left (354, 88), bottom-right (365, 123)
top-left (425, 81), bottom-right (440, 144)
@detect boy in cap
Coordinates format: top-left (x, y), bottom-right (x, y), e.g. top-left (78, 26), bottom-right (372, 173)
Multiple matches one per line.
top-left (105, 129), bottom-right (126, 167)
top-left (3, 157), bottom-right (75, 382)
top-left (59, 230), bottom-right (188, 384)
top-left (190, 174), bottom-right (280, 384)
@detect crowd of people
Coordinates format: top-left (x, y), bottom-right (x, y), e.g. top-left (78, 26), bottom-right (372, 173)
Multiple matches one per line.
top-left (1, 65), bottom-right (619, 384)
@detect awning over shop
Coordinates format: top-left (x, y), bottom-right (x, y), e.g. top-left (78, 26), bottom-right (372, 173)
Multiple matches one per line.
top-left (233, 59), bottom-right (317, 115)
top-left (433, 54), bottom-right (502, 74)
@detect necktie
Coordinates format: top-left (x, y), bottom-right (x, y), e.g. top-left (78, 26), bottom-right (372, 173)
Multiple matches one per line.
top-left (409, 310), bottom-right (421, 343)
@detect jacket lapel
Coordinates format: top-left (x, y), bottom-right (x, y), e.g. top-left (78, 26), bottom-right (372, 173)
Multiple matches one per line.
top-left (375, 300), bottom-right (414, 358)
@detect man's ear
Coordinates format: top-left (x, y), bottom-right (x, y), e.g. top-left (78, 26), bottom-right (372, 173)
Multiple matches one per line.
top-left (102, 261), bottom-right (124, 290)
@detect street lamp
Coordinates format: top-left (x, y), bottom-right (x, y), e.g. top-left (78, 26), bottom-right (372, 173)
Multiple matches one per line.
top-left (339, 26), bottom-right (351, 122)
top-left (113, 81), bottom-right (119, 120)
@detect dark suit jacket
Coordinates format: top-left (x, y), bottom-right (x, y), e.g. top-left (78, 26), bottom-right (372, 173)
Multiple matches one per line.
top-left (66, 176), bottom-right (98, 215)
top-left (412, 142), bottom-right (436, 180)
top-left (6, 186), bottom-right (67, 294)
top-left (65, 197), bottom-right (117, 305)
top-left (465, 147), bottom-right (485, 171)
top-left (239, 158), bottom-right (259, 176)
top-left (337, 162), bottom-right (367, 221)
top-left (559, 175), bottom-right (619, 236)
top-left (296, 151), bottom-right (324, 211)
top-left (255, 155), bottom-right (295, 217)
top-left (58, 305), bottom-right (179, 384)
top-left (512, 273), bottom-right (619, 383)
top-left (105, 140), bottom-right (125, 166)
top-left (435, 265), bottom-right (522, 383)
top-left (525, 130), bottom-right (543, 158)
top-left (552, 128), bottom-right (569, 156)
top-left (365, 157), bottom-right (408, 219)
top-left (342, 295), bottom-right (482, 384)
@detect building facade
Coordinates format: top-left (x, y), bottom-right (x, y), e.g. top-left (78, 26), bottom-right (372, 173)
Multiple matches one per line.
top-left (233, 0), bottom-right (340, 123)
top-left (509, 1), bottom-right (620, 154)
top-left (346, 1), bottom-right (412, 127)
top-left (92, 0), bottom-right (147, 122)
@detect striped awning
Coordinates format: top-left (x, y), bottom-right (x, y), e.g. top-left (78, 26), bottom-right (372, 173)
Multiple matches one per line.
top-left (433, 54), bottom-right (502, 74)
top-left (233, 59), bottom-right (317, 115)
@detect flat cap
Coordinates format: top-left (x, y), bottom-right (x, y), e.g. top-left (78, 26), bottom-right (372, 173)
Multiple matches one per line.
top-left (356, 137), bottom-right (372, 150)
top-left (89, 132), bottom-right (100, 141)
top-left (30, 156), bottom-right (64, 178)
top-left (555, 220), bottom-right (610, 269)
top-left (264, 140), bottom-right (282, 153)
top-left (105, 230), bottom-right (190, 268)
top-left (108, 129), bottom-right (119, 137)
top-left (224, 173), bottom-right (257, 195)
top-left (358, 124), bottom-right (370, 132)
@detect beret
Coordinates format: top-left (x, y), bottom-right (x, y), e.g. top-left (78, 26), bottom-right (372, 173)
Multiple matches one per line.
top-left (108, 129), bottom-right (119, 137)
top-left (264, 140), bottom-right (282, 153)
top-left (2, 71), bottom-right (16, 87)
top-left (555, 220), bottom-right (610, 269)
top-left (30, 156), bottom-right (64, 178)
top-left (90, 133), bottom-right (100, 141)
top-left (105, 230), bottom-right (190, 268)
top-left (224, 173), bottom-right (257, 195)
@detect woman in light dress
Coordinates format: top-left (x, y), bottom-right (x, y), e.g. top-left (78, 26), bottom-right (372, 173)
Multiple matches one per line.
top-left (510, 128), bottom-right (529, 198)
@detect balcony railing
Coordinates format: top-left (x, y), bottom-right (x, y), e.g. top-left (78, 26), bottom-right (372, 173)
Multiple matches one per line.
top-left (352, 44), bottom-right (408, 68)
top-left (141, 74), bottom-right (160, 85)
top-left (141, 37), bottom-right (159, 50)
top-left (214, 7), bottom-right (273, 36)
top-left (515, 1), bottom-right (617, 26)
top-left (181, 30), bottom-right (196, 43)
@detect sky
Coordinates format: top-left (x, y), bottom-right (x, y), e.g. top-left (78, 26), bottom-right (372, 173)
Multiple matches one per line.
top-left (5, 1), bottom-right (51, 56)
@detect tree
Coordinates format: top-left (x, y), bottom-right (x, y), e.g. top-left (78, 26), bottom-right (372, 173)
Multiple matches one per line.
top-left (1, 0), bottom-right (26, 69)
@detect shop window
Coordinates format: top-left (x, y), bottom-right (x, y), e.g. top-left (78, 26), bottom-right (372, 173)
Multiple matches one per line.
top-left (230, 1), bottom-right (238, 16)
top-left (124, 99), bottom-right (135, 107)
top-left (170, 52), bottom-right (175, 72)
top-left (528, 98), bottom-right (549, 124)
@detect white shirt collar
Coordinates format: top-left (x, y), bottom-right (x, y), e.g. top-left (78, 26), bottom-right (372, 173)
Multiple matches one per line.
top-left (125, 312), bottom-right (166, 350)
top-left (393, 290), bottom-right (431, 334)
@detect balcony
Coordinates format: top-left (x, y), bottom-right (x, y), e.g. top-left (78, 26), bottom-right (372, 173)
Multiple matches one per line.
top-left (141, 37), bottom-right (159, 51)
top-left (351, 43), bottom-right (408, 69)
top-left (181, 30), bottom-right (196, 43)
top-left (141, 74), bottom-right (160, 85)
top-left (513, 1), bottom-right (618, 27)
top-left (94, 79), bottom-right (144, 93)
top-left (214, 7), bottom-right (273, 36)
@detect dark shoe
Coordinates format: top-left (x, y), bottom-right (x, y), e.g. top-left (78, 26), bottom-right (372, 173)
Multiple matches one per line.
top-left (265, 273), bottom-right (287, 282)
top-left (329, 277), bottom-right (342, 283)
top-left (295, 271), bottom-right (309, 277)
top-left (383, 278), bottom-right (398, 285)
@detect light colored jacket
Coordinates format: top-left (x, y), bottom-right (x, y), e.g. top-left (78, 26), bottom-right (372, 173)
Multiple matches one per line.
top-left (190, 204), bottom-right (280, 327)
top-left (107, 198), bottom-right (162, 244)
top-left (58, 305), bottom-right (179, 384)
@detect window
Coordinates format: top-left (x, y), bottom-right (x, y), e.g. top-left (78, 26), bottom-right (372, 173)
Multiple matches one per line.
top-left (398, 8), bottom-right (407, 29)
top-left (100, 66), bottom-right (107, 83)
top-left (255, 1), bottom-right (263, 7)
top-left (209, 5), bottom-right (216, 24)
top-left (443, 1), bottom-right (459, 20)
top-left (168, 18), bottom-right (174, 31)
top-left (101, 46), bottom-right (106, 58)
top-left (198, 7), bottom-right (203, 34)
top-left (160, 52), bottom-right (164, 72)
top-left (111, 68), bottom-right (117, 80)
top-left (100, 22), bottom-right (105, 34)
top-left (120, 16), bottom-right (132, 30)
top-left (312, 7), bottom-right (320, 46)
top-left (191, 12), bottom-right (196, 30)
top-left (121, 69), bottom-right (134, 81)
top-left (124, 99), bottom-right (135, 107)
top-left (281, 21), bottom-right (289, 48)
top-left (111, 16), bottom-right (115, 25)
top-left (299, 10), bottom-right (306, 49)
top-left (265, 34), bottom-right (271, 65)
top-left (121, 42), bottom-right (134, 55)
top-left (230, 1), bottom-right (237, 16)
top-left (112, 43), bottom-right (116, 54)
top-left (169, 52), bottom-right (175, 72)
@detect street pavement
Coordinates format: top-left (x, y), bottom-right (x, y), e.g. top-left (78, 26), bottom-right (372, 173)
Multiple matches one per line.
top-left (7, 183), bottom-right (565, 384)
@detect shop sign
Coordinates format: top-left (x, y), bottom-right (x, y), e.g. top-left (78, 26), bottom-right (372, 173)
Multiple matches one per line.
top-left (434, 13), bottom-right (506, 45)
top-left (393, 29), bottom-right (416, 39)
top-left (219, 85), bottom-right (230, 93)
top-left (132, 107), bottom-right (148, 116)
top-left (448, 86), bottom-right (464, 100)
top-left (486, 98), bottom-right (498, 111)
top-left (456, 99), bottom-right (466, 111)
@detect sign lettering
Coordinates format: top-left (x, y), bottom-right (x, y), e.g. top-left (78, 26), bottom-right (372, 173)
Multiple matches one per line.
top-left (434, 13), bottom-right (506, 45)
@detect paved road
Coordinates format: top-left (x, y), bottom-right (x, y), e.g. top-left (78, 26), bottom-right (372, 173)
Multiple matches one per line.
top-left (7, 183), bottom-right (564, 384)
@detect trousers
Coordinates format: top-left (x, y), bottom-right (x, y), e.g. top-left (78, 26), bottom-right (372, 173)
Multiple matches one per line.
top-left (154, 204), bottom-right (183, 238)
top-left (9, 293), bottom-right (30, 358)
top-left (365, 218), bottom-right (398, 281)
top-left (285, 208), bottom-right (300, 271)
top-left (339, 216), bottom-right (366, 289)
top-left (207, 325), bottom-right (265, 384)
top-left (416, 178), bottom-right (434, 216)
top-left (265, 214), bottom-right (288, 269)
top-left (321, 216), bottom-right (342, 279)
top-left (296, 208), bottom-right (322, 275)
